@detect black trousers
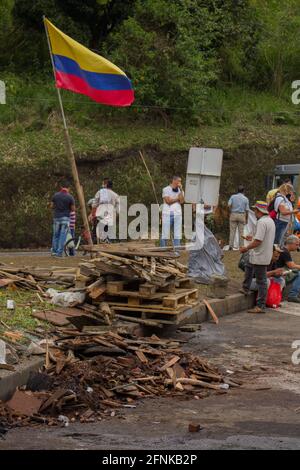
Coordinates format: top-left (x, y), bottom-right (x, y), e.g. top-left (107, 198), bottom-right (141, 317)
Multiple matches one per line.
top-left (243, 263), bottom-right (268, 309)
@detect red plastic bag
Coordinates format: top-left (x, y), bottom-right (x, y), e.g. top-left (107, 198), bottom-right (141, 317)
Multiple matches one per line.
top-left (266, 279), bottom-right (282, 308)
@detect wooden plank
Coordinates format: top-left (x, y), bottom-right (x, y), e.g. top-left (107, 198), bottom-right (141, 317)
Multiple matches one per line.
top-left (54, 307), bottom-right (86, 317)
top-left (203, 299), bottom-right (219, 325)
top-left (128, 346), bottom-right (163, 356)
top-left (109, 289), bottom-right (166, 300)
top-left (135, 350), bottom-right (149, 364)
top-left (0, 279), bottom-right (15, 287)
top-left (94, 260), bottom-right (136, 278)
top-left (114, 314), bottom-right (163, 327)
top-left (107, 302), bottom-right (188, 314)
top-left (106, 281), bottom-right (125, 294)
top-left (80, 245), bottom-right (179, 258)
top-left (160, 355), bottom-right (181, 371)
top-left (86, 278), bottom-right (105, 292)
top-left (176, 378), bottom-right (221, 390)
top-left (32, 310), bottom-right (70, 326)
top-left (88, 285), bottom-right (106, 300)
top-left (173, 363), bottom-right (186, 379)
top-left (162, 289), bottom-right (199, 308)
top-left (139, 284), bottom-right (157, 296)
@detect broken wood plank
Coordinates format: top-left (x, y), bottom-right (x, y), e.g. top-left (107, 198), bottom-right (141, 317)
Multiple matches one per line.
top-left (160, 355), bottom-right (180, 371)
top-left (114, 314), bottom-right (163, 327)
top-left (176, 378), bottom-right (221, 390)
top-left (203, 299), bottom-right (219, 325)
top-left (135, 350), bottom-right (148, 364)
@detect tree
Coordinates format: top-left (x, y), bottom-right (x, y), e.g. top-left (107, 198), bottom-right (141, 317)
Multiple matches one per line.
top-left (106, 0), bottom-right (218, 119)
top-left (252, 0), bottom-right (300, 95)
top-left (0, 0), bottom-right (14, 66)
top-left (9, 0), bottom-right (134, 72)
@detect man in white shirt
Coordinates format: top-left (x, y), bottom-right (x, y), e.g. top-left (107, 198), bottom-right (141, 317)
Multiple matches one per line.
top-left (160, 176), bottom-right (184, 247)
top-left (92, 179), bottom-right (119, 242)
top-left (240, 201), bottom-right (275, 313)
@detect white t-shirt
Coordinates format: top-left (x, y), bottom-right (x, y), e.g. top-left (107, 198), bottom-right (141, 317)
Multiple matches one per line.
top-left (94, 188), bottom-right (119, 225)
top-left (249, 215), bottom-right (275, 265)
top-left (274, 194), bottom-right (292, 222)
top-left (162, 185), bottom-right (182, 216)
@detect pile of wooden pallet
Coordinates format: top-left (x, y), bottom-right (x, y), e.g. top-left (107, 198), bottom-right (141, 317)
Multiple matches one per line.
top-left (78, 245), bottom-right (200, 327)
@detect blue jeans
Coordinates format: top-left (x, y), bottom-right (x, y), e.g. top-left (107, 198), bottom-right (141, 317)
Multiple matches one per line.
top-left (289, 272), bottom-right (300, 298)
top-left (160, 213), bottom-right (182, 247)
top-left (274, 219), bottom-right (288, 245)
top-left (52, 217), bottom-right (70, 256)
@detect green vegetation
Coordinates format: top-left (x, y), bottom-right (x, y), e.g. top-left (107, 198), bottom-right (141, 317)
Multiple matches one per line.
top-left (1, 1), bottom-right (300, 247)
top-left (0, 289), bottom-right (51, 331)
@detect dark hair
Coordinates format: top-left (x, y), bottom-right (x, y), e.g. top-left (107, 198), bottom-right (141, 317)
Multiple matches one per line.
top-left (172, 176), bottom-right (181, 181)
top-left (61, 179), bottom-right (71, 188)
top-left (106, 180), bottom-right (113, 189)
top-left (237, 185), bottom-right (244, 193)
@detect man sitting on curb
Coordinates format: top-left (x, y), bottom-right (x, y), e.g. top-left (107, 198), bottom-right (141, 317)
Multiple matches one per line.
top-left (240, 201), bottom-right (275, 314)
top-left (249, 244), bottom-right (286, 292)
top-left (273, 234), bottom-right (300, 303)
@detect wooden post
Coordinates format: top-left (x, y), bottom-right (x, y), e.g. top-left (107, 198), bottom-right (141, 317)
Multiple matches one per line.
top-left (43, 16), bottom-right (92, 245)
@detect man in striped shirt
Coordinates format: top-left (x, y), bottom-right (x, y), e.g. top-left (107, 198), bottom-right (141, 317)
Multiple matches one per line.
top-left (68, 210), bottom-right (76, 256)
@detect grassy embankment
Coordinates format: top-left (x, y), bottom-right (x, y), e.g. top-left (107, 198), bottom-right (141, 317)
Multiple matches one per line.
top-left (1, 76), bottom-right (300, 248)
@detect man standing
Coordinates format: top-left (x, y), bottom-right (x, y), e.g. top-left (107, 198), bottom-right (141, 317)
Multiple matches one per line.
top-left (51, 181), bottom-right (75, 257)
top-left (160, 176), bottom-right (184, 247)
top-left (228, 185), bottom-right (249, 249)
top-left (92, 179), bottom-right (119, 243)
top-left (240, 201), bottom-right (275, 313)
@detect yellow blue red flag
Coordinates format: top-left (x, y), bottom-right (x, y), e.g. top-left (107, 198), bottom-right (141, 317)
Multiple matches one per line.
top-left (44, 18), bottom-right (134, 107)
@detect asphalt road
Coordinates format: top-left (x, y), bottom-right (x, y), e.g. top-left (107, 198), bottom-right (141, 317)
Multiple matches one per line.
top-left (1, 305), bottom-right (300, 450)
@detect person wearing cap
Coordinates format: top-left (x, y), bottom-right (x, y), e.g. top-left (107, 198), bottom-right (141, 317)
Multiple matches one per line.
top-left (240, 201), bottom-right (275, 313)
top-left (272, 234), bottom-right (300, 303)
top-left (228, 185), bottom-right (249, 249)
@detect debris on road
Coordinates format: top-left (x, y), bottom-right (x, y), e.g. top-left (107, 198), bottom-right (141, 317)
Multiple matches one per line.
top-left (188, 423), bottom-right (202, 432)
top-left (0, 328), bottom-right (241, 428)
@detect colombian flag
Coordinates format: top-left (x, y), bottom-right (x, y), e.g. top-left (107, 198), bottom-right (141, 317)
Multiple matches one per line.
top-left (44, 18), bottom-right (134, 107)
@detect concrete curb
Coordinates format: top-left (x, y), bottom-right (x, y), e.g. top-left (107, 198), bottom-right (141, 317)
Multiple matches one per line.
top-left (0, 357), bottom-right (44, 402)
top-left (180, 292), bottom-right (256, 325)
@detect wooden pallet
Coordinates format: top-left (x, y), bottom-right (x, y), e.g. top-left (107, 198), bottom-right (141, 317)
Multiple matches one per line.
top-left (111, 302), bottom-right (200, 325)
top-left (107, 287), bottom-right (198, 310)
top-left (106, 277), bottom-right (194, 296)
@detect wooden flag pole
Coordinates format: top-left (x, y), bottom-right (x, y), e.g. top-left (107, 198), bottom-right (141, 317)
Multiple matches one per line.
top-left (139, 150), bottom-right (159, 206)
top-left (43, 16), bottom-right (92, 245)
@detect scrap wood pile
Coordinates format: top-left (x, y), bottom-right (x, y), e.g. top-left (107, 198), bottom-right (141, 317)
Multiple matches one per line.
top-left (0, 245), bottom-right (200, 329)
top-left (0, 264), bottom-right (78, 291)
top-left (76, 245), bottom-right (200, 327)
top-left (0, 329), bottom-right (241, 428)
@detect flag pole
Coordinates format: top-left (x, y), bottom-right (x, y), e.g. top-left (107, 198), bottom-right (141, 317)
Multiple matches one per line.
top-left (43, 16), bottom-right (93, 246)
